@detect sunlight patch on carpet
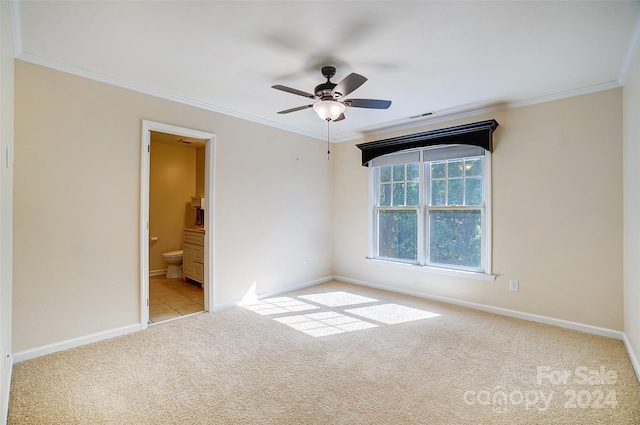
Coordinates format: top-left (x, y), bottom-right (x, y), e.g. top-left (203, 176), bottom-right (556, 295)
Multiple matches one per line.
top-left (345, 303), bottom-right (441, 324)
top-left (240, 297), bottom-right (320, 315)
top-left (274, 311), bottom-right (378, 337)
top-left (298, 291), bottom-right (378, 307)
top-left (242, 292), bottom-right (440, 337)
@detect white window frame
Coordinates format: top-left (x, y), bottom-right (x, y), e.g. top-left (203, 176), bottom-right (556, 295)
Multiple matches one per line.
top-left (368, 146), bottom-right (494, 281)
top-left (373, 159), bottom-right (421, 264)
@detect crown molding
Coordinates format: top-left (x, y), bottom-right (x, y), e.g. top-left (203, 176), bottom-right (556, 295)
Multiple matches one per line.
top-left (13, 51), bottom-right (625, 147)
top-left (506, 80), bottom-right (622, 109)
top-left (14, 52), bottom-right (332, 142)
top-left (359, 80), bottom-right (622, 142)
top-left (9, 0), bottom-right (23, 55)
top-left (618, 7), bottom-right (640, 85)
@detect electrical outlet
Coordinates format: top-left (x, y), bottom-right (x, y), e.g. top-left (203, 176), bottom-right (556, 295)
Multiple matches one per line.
top-left (304, 260), bottom-right (310, 269)
top-left (509, 280), bottom-right (519, 292)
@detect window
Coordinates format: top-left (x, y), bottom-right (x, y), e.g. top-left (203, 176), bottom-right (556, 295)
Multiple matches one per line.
top-left (371, 145), bottom-right (491, 274)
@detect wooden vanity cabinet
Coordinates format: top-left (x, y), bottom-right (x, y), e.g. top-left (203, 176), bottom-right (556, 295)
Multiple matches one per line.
top-left (183, 229), bottom-right (204, 286)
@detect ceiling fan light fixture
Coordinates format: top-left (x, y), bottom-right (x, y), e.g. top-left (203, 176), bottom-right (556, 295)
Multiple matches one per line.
top-left (313, 100), bottom-right (346, 121)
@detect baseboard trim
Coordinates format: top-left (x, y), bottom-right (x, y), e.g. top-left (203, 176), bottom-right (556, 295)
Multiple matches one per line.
top-left (12, 275), bottom-right (631, 377)
top-left (211, 276), bottom-right (335, 312)
top-left (12, 277), bottom-right (335, 362)
top-left (622, 333), bottom-right (640, 383)
top-left (12, 324), bottom-right (141, 364)
top-left (335, 276), bottom-right (624, 340)
top-left (1, 356), bottom-right (12, 425)
top-left (149, 269), bottom-right (167, 277)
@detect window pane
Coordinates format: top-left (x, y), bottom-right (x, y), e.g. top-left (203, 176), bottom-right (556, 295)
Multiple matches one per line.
top-left (406, 182), bottom-right (419, 206)
top-left (431, 180), bottom-right (446, 206)
top-left (429, 210), bottom-right (481, 268)
top-left (378, 210), bottom-right (418, 261)
top-left (448, 160), bottom-right (463, 178)
top-left (406, 163), bottom-right (419, 181)
top-left (379, 183), bottom-right (391, 206)
top-left (392, 183), bottom-right (405, 206)
top-left (465, 178), bottom-right (482, 206)
top-left (393, 165), bottom-right (405, 181)
top-left (448, 178), bottom-right (463, 206)
top-left (380, 166), bottom-right (391, 183)
top-left (465, 158), bottom-right (482, 177)
top-left (431, 162), bottom-right (446, 179)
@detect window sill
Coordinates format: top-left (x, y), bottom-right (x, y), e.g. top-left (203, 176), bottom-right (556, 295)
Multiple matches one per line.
top-left (365, 258), bottom-right (497, 282)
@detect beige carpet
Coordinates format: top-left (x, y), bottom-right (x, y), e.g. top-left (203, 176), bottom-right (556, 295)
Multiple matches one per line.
top-left (8, 281), bottom-right (640, 424)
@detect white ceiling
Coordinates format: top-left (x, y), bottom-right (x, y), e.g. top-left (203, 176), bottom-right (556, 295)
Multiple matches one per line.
top-left (11, 1), bottom-right (640, 142)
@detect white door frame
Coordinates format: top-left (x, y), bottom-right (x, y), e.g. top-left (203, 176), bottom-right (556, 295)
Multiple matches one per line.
top-left (140, 120), bottom-right (215, 329)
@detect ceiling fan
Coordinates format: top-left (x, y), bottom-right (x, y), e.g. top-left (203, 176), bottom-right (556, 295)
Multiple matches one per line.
top-left (271, 66), bottom-right (392, 122)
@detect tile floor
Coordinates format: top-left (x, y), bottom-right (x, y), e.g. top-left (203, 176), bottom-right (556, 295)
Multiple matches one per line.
top-left (149, 274), bottom-right (204, 324)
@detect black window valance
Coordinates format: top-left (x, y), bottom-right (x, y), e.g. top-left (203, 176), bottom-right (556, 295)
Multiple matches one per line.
top-left (356, 119), bottom-right (499, 166)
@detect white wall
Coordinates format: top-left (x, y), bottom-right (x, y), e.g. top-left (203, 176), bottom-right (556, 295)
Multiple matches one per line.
top-left (13, 61), bottom-right (333, 353)
top-left (623, 44), bottom-right (640, 370)
top-left (0, 0), bottom-right (13, 422)
top-left (334, 88), bottom-right (623, 330)
top-left (213, 119), bottom-right (334, 303)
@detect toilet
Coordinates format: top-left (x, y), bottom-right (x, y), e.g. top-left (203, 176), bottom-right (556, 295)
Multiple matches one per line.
top-left (162, 250), bottom-right (183, 279)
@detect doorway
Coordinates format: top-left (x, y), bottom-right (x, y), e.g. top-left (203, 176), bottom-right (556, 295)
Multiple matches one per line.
top-left (140, 121), bottom-right (215, 329)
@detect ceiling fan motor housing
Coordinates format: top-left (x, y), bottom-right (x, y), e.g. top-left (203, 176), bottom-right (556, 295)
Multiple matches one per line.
top-left (316, 66), bottom-right (339, 99)
top-left (315, 82), bottom-right (338, 99)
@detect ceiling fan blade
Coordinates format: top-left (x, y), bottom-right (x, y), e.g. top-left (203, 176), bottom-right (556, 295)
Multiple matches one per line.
top-left (333, 112), bottom-right (345, 122)
top-left (272, 85), bottom-right (316, 99)
top-left (331, 73), bottom-right (367, 98)
top-left (344, 98), bottom-right (392, 109)
top-left (277, 104), bottom-right (314, 114)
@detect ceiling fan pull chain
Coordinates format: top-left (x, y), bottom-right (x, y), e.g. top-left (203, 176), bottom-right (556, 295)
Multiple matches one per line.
top-left (327, 119), bottom-right (331, 160)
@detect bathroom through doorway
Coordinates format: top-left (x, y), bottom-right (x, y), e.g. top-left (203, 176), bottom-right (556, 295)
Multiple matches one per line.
top-left (140, 121), bottom-right (215, 329)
